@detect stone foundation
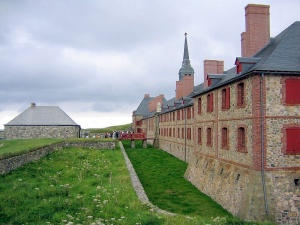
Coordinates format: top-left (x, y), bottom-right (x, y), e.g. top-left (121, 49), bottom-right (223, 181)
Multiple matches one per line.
top-left (185, 154), bottom-right (300, 224)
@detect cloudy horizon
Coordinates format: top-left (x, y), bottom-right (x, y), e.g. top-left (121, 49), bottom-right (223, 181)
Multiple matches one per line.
top-left (1, 0), bottom-right (299, 129)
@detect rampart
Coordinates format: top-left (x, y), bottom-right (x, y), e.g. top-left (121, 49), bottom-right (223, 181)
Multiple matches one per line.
top-left (0, 141), bottom-right (116, 175)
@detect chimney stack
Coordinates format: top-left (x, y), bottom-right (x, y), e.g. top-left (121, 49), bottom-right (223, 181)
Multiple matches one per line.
top-left (241, 4), bottom-right (270, 57)
top-left (203, 60), bottom-right (224, 89)
top-left (31, 103), bottom-right (36, 108)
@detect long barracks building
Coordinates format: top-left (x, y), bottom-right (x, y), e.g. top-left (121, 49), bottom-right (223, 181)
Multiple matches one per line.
top-left (132, 4), bottom-right (300, 224)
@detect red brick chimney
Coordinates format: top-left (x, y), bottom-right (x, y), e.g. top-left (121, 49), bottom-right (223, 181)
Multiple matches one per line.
top-left (176, 76), bottom-right (194, 100)
top-left (241, 4), bottom-right (270, 57)
top-left (204, 60), bottom-right (224, 89)
top-left (148, 94), bottom-right (164, 112)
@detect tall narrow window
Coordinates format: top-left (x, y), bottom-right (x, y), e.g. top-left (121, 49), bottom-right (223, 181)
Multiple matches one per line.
top-left (197, 97), bottom-right (202, 114)
top-left (207, 128), bottom-right (212, 146)
top-left (178, 128), bottom-right (180, 138)
top-left (182, 128), bottom-right (184, 139)
top-left (207, 93), bottom-right (214, 113)
top-left (237, 127), bottom-right (246, 152)
top-left (222, 87), bottom-right (230, 109)
top-left (177, 110), bottom-right (180, 120)
top-left (198, 128), bottom-right (202, 144)
top-left (286, 79), bottom-right (300, 104)
top-left (187, 128), bottom-right (191, 140)
top-left (286, 128), bottom-right (300, 154)
top-left (187, 107), bottom-right (191, 119)
top-left (221, 127), bottom-right (228, 148)
top-left (237, 83), bottom-right (245, 107)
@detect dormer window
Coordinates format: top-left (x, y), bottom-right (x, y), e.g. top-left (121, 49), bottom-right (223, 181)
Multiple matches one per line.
top-left (236, 62), bottom-right (242, 74)
top-left (235, 57), bottom-right (260, 75)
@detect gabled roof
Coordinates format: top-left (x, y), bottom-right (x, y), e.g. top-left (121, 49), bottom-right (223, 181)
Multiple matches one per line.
top-left (5, 104), bottom-right (79, 126)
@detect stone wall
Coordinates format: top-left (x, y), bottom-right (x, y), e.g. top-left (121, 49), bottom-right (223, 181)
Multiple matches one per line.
top-left (185, 155), bottom-right (300, 224)
top-left (0, 141), bottom-right (116, 174)
top-left (4, 125), bottom-right (80, 140)
top-left (158, 106), bottom-right (194, 162)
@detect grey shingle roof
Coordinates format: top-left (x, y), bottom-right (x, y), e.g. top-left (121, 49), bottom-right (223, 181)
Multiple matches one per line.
top-left (5, 105), bottom-right (79, 126)
top-left (252, 21), bottom-right (300, 72)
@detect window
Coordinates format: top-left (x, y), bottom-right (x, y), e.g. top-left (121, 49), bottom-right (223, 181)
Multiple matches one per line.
top-left (178, 128), bottom-right (180, 138)
top-left (237, 127), bottom-right (246, 152)
top-left (237, 83), bottom-right (245, 107)
top-left (182, 128), bottom-right (184, 139)
top-left (198, 97), bottom-right (202, 114)
top-left (187, 128), bottom-right (191, 140)
top-left (173, 128), bottom-right (175, 137)
top-left (177, 110), bottom-right (180, 120)
top-left (187, 107), bottom-right (191, 119)
top-left (221, 127), bottom-right (228, 148)
top-left (198, 128), bottom-right (202, 144)
top-left (207, 93), bottom-right (214, 113)
top-left (236, 62), bottom-right (242, 74)
top-left (286, 79), bottom-right (300, 104)
top-left (286, 128), bottom-right (300, 154)
top-left (207, 128), bottom-right (212, 146)
top-left (222, 88), bottom-right (230, 110)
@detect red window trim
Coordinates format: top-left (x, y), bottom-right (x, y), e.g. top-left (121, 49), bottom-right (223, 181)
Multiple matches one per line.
top-left (207, 128), bottom-right (212, 147)
top-left (237, 126), bottom-right (247, 153)
top-left (221, 87), bottom-right (230, 110)
top-left (198, 127), bottom-right (202, 144)
top-left (197, 97), bottom-right (202, 114)
top-left (207, 93), bottom-right (214, 113)
top-left (221, 127), bottom-right (229, 149)
top-left (237, 82), bottom-right (245, 108)
top-left (282, 124), bottom-right (300, 155)
top-left (285, 78), bottom-right (300, 105)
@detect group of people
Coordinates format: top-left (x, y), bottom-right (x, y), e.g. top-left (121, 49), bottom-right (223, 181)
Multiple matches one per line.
top-left (104, 131), bottom-right (121, 139)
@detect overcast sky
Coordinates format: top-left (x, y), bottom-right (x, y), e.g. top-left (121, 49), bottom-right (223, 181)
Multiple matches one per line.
top-left (1, 0), bottom-right (299, 129)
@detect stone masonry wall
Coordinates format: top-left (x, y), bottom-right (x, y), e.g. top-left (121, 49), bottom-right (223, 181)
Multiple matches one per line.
top-left (4, 125), bottom-right (80, 140)
top-left (0, 141), bottom-right (115, 175)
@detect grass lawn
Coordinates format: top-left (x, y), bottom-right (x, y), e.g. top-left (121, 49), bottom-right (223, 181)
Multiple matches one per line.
top-left (0, 144), bottom-right (165, 224)
top-left (0, 140), bottom-right (275, 224)
top-left (0, 138), bottom-right (62, 159)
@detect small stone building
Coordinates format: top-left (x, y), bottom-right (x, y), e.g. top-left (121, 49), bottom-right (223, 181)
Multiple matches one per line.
top-left (4, 103), bottom-right (81, 139)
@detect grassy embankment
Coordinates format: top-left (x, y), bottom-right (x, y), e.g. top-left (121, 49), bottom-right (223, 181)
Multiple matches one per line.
top-left (0, 138), bottom-right (274, 224)
top-left (0, 138), bottom-right (62, 159)
top-left (123, 140), bottom-right (275, 225)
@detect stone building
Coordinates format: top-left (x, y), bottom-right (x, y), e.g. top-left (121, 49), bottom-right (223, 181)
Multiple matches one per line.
top-left (4, 103), bottom-right (81, 139)
top-left (132, 4), bottom-right (300, 224)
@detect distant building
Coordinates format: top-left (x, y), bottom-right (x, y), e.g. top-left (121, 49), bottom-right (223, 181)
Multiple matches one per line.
top-left (132, 4), bottom-right (300, 224)
top-left (4, 103), bottom-right (81, 139)
top-left (0, 129), bottom-right (4, 140)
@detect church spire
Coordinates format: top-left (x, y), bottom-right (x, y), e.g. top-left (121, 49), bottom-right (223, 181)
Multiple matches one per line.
top-left (183, 32), bottom-right (190, 61)
top-left (179, 33), bottom-right (194, 81)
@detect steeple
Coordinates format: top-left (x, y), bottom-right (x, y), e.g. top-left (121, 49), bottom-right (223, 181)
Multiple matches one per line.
top-left (179, 33), bottom-right (194, 80)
